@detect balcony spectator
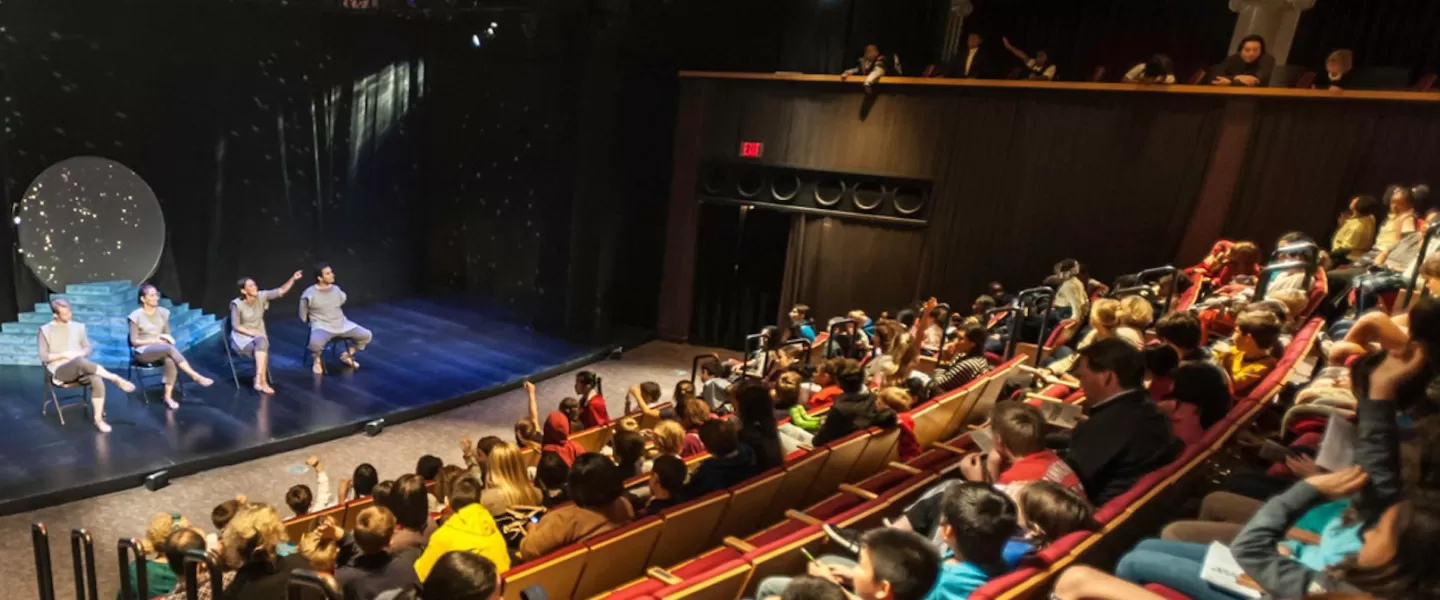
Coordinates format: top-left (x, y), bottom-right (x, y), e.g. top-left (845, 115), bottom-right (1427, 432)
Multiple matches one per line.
top-left (1123, 54), bottom-right (1175, 84)
top-left (1001, 37), bottom-right (1055, 80)
top-left (1211, 34), bottom-right (1274, 87)
top-left (842, 44), bottom-right (897, 93)
top-left (1314, 49), bottom-right (1355, 90)
top-left (947, 33), bottom-right (994, 79)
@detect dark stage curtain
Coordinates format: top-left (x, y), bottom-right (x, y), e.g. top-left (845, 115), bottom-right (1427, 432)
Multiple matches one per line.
top-left (1222, 101), bottom-right (1440, 251)
top-left (964, 0), bottom-right (1236, 82)
top-left (778, 215), bottom-right (925, 328)
top-left (1291, 0), bottom-right (1440, 84)
top-left (689, 204), bottom-right (791, 350)
top-left (920, 91), bottom-right (1222, 303)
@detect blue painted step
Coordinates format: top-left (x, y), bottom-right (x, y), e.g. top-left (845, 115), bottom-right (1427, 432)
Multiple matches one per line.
top-left (0, 283), bottom-right (222, 367)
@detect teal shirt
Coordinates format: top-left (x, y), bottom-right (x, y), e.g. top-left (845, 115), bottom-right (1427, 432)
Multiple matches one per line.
top-left (1282, 501), bottom-right (1363, 572)
top-left (117, 560), bottom-right (177, 600)
top-left (924, 552), bottom-right (994, 600)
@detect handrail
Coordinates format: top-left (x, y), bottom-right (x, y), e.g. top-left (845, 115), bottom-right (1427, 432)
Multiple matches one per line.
top-left (117, 537), bottom-right (147, 600)
top-left (70, 529), bottom-right (98, 600)
top-left (1113, 265), bottom-right (1179, 315)
top-left (781, 338), bottom-right (813, 365)
top-left (1005, 287), bottom-right (1055, 365)
top-left (1400, 222), bottom-right (1440, 308)
top-left (1255, 257), bottom-right (1317, 300)
top-left (677, 71), bottom-right (1440, 104)
top-left (689, 354), bottom-right (713, 384)
top-left (740, 332), bottom-right (765, 380)
top-left (182, 549), bottom-right (226, 600)
top-left (824, 320), bottom-right (856, 360)
top-left (32, 524), bottom-right (55, 600)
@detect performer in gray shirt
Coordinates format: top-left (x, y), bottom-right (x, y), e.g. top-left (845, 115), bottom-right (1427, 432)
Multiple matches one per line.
top-left (38, 298), bottom-right (136, 432)
top-left (232, 270), bottom-right (304, 394)
top-left (130, 284), bottom-right (215, 409)
top-left (299, 263), bottom-right (373, 374)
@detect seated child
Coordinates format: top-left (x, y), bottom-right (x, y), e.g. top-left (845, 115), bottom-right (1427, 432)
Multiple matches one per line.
top-left (960, 402), bottom-right (1087, 500)
top-left (1213, 309), bottom-right (1283, 394)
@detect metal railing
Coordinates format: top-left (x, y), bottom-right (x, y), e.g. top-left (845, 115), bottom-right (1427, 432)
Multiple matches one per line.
top-left (180, 549), bottom-right (226, 600)
top-left (33, 524), bottom-right (55, 600)
top-left (117, 537), bottom-right (148, 600)
top-left (70, 529), bottom-right (98, 600)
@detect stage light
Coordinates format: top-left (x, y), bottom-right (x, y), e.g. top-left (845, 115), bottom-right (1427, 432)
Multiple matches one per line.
top-left (490, 21), bottom-right (498, 28)
top-left (12, 216), bottom-right (19, 224)
top-left (471, 34), bottom-right (482, 48)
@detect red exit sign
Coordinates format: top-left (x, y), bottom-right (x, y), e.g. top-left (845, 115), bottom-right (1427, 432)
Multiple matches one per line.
top-left (739, 141), bottom-right (764, 158)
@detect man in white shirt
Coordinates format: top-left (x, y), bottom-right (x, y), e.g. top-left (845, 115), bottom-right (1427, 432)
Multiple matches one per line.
top-left (1001, 36), bottom-right (1056, 80)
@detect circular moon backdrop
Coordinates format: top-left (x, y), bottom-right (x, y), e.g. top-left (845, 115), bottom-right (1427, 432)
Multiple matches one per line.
top-left (18, 157), bottom-right (166, 293)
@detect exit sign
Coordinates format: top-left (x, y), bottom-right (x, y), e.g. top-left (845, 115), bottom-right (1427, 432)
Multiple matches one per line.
top-left (739, 141), bottom-right (764, 158)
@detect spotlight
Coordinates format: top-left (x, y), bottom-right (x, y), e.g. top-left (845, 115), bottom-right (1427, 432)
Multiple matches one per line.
top-left (471, 34), bottom-right (481, 48)
top-left (364, 418), bottom-right (385, 436)
top-left (144, 470), bottom-right (170, 491)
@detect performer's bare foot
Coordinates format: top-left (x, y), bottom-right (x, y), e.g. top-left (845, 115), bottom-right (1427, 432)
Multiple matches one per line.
top-left (340, 354), bottom-right (360, 369)
top-left (254, 383), bottom-right (275, 395)
top-left (94, 419), bottom-right (112, 433)
top-left (195, 375), bottom-right (214, 387)
top-left (164, 397), bottom-right (179, 410)
top-left (114, 378), bottom-right (136, 393)
top-left (312, 359), bottom-right (324, 375)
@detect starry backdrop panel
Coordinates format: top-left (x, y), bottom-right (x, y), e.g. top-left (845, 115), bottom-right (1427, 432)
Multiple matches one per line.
top-left (0, 0), bottom-right (676, 339)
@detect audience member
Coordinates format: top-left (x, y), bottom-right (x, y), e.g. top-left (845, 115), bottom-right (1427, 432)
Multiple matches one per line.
top-left (1153, 314), bottom-right (1232, 444)
top-left (961, 402), bottom-right (1086, 498)
top-left (1001, 36), bottom-right (1055, 80)
top-left (479, 443), bottom-right (542, 516)
top-left (540, 410), bottom-right (585, 466)
top-left (610, 428), bottom-right (648, 479)
top-left (574, 370), bottom-right (609, 428)
top-left (434, 464), bottom-right (466, 508)
top-left (1052, 259), bottom-right (1090, 322)
top-left (841, 43), bottom-right (895, 92)
top-left (162, 527), bottom-right (234, 600)
top-left (684, 420), bottom-right (759, 497)
top-left (285, 456), bottom-right (333, 518)
top-left (733, 379), bottom-right (785, 470)
top-left (1332, 194), bottom-right (1382, 264)
top-left (296, 521), bottom-right (342, 592)
top-left (382, 551), bottom-right (499, 600)
top-left (790, 304), bottom-right (817, 341)
top-left (382, 474), bottom-right (435, 554)
top-left (653, 418), bottom-right (704, 459)
top-left (415, 477), bottom-right (510, 581)
top-left (220, 504), bottom-right (311, 600)
top-left (950, 32), bottom-right (993, 79)
top-left (928, 483), bottom-right (1020, 597)
top-left (933, 325), bottom-right (990, 392)
top-left (122, 512), bottom-right (187, 599)
top-left (640, 454), bottom-right (687, 516)
top-left (774, 575), bottom-right (848, 600)
top-left (1314, 49), bottom-right (1355, 90)
top-left (807, 358), bottom-right (845, 409)
top-left (757, 528), bottom-right (941, 600)
top-left (1064, 339), bottom-right (1181, 504)
top-left (1123, 54), bottom-right (1175, 83)
top-left (1010, 481), bottom-right (1097, 550)
top-left (535, 451), bottom-right (570, 508)
top-left (1215, 309), bottom-right (1283, 393)
top-left (337, 505), bottom-right (420, 600)
top-left (518, 453), bottom-right (634, 560)
top-left (698, 359), bottom-right (733, 413)
top-left (346, 463), bottom-right (379, 501)
top-left (1211, 34), bottom-right (1274, 87)
top-left (812, 358), bottom-right (895, 446)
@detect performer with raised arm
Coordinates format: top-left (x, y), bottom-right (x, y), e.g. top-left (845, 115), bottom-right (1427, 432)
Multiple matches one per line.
top-left (130, 284), bottom-right (215, 409)
top-left (232, 270), bottom-right (304, 394)
top-left (299, 263), bottom-right (373, 374)
top-left (39, 298), bottom-right (137, 432)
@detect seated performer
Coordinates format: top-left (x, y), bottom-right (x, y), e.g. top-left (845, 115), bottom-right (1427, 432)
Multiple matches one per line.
top-left (130, 284), bottom-right (215, 409)
top-left (232, 270), bottom-right (304, 394)
top-left (299, 263), bottom-right (373, 374)
top-left (38, 298), bottom-right (136, 432)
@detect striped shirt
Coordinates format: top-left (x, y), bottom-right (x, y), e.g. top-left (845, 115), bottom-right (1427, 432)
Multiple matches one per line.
top-left (934, 355), bottom-right (989, 392)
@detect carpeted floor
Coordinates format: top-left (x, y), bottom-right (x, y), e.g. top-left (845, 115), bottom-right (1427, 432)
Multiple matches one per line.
top-left (2, 340), bottom-right (734, 600)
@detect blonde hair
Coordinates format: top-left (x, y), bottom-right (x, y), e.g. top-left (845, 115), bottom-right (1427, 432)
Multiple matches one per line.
top-left (617, 417), bottom-right (640, 433)
top-left (485, 443), bottom-right (542, 507)
top-left (1088, 298), bottom-right (1122, 333)
top-left (1326, 49), bottom-right (1353, 72)
top-left (514, 418), bottom-right (541, 451)
top-left (1118, 296), bottom-right (1154, 330)
top-left (652, 420), bottom-right (686, 456)
top-left (142, 513), bottom-right (188, 556)
top-left (220, 504), bottom-right (284, 569)
top-left (298, 528), bottom-right (340, 572)
top-left (875, 387), bottom-right (913, 412)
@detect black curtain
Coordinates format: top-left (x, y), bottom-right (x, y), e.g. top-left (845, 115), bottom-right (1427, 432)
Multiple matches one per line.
top-left (921, 90), bottom-right (1223, 303)
top-left (964, 0), bottom-right (1236, 82)
top-left (1222, 100), bottom-right (1440, 251)
top-left (1291, 0), bottom-right (1440, 82)
top-left (689, 204), bottom-right (791, 349)
top-left (777, 215), bottom-right (925, 327)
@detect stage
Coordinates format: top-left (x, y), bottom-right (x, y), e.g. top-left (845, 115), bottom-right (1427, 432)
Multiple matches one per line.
top-left (0, 297), bottom-right (635, 516)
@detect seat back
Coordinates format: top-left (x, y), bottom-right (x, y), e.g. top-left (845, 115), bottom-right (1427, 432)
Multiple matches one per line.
top-left (709, 469), bottom-right (786, 545)
top-left (1187, 69), bottom-right (1207, 84)
top-left (804, 433), bottom-right (872, 505)
top-left (1417, 72), bottom-right (1437, 91)
top-left (650, 493), bottom-right (733, 568)
top-left (930, 379), bottom-right (985, 442)
top-left (959, 374), bottom-right (1008, 429)
top-left (284, 504), bottom-right (346, 544)
top-left (1294, 70), bottom-right (1315, 88)
top-left (341, 496), bottom-right (375, 531)
top-left (909, 400), bottom-right (950, 448)
top-left (1091, 65), bottom-right (1106, 81)
top-left (501, 543), bottom-right (589, 600)
top-left (847, 426), bottom-right (900, 481)
top-left (570, 424), bottom-right (614, 453)
top-left (573, 517), bottom-right (665, 599)
top-left (656, 561), bottom-right (754, 600)
top-left (762, 450), bottom-right (830, 525)
top-left (741, 526), bottom-right (827, 599)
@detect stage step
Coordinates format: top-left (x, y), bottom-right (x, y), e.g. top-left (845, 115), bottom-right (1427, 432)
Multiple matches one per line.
top-left (0, 281), bottom-right (221, 368)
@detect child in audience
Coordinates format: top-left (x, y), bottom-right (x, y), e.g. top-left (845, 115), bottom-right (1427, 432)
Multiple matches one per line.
top-left (337, 506), bottom-right (419, 600)
top-left (1144, 346), bottom-right (1205, 446)
top-left (285, 456), bottom-right (334, 517)
top-left (415, 476), bottom-right (511, 580)
top-left (297, 520), bottom-right (342, 593)
top-left (574, 370), bottom-right (610, 428)
top-left (1118, 295), bottom-right (1155, 331)
top-left (684, 420), bottom-right (759, 497)
top-left (774, 371), bottom-right (816, 423)
top-left (640, 454), bottom-right (687, 515)
top-left (789, 304), bottom-right (817, 341)
top-left (519, 453), bottom-right (635, 560)
top-left (934, 325), bottom-right (991, 392)
top-left (125, 512), bottom-right (188, 599)
top-left (383, 474), bottom-right (435, 554)
top-left (343, 463), bottom-right (379, 501)
top-left (928, 483), bottom-right (1020, 597)
top-left (535, 451), bottom-right (570, 508)
top-left (480, 443), bottom-right (543, 516)
top-left (221, 504), bottom-right (311, 600)
top-left (812, 359), bottom-right (894, 446)
top-left (162, 527), bottom-right (234, 600)
top-left (513, 381), bottom-right (544, 451)
top-left (877, 387), bottom-right (922, 460)
top-left (611, 429), bottom-right (648, 479)
top-left (540, 410), bottom-right (585, 466)
top-left (1215, 309), bottom-right (1283, 393)
top-left (211, 496), bottom-right (244, 532)
top-left (960, 401), bottom-right (1086, 499)
top-left (774, 575), bottom-right (848, 600)
top-left (1009, 481), bottom-right (1097, 551)
top-left (653, 418), bottom-right (704, 459)
top-left (697, 358), bottom-right (734, 414)
top-left (807, 358), bottom-right (845, 409)
top-left (757, 528), bottom-right (941, 600)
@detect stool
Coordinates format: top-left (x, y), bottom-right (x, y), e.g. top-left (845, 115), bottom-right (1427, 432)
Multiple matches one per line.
top-left (127, 352), bottom-right (184, 404)
top-left (43, 373), bottom-right (94, 425)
